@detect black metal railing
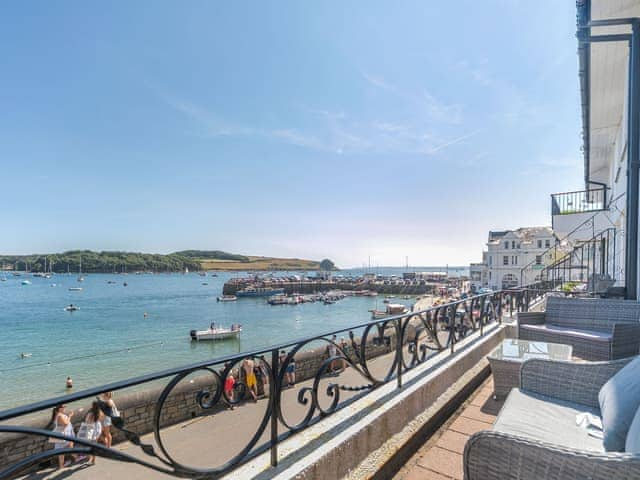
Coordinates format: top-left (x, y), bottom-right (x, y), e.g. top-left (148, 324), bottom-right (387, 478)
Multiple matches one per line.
top-left (0, 287), bottom-right (549, 479)
top-left (541, 228), bottom-right (619, 294)
top-left (551, 188), bottom-right (607, 215)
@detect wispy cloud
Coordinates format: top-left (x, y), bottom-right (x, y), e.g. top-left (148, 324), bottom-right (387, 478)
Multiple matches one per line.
top-left (154, 80), bottom-right (478, 157)
top-left (425, 129), bottom-right (483, 154)
top-left (363, 71), bottom-right (464, 125)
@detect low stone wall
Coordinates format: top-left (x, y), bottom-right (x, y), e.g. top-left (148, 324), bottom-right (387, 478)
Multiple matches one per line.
top-left (0, 335), bottom-right (396, 472)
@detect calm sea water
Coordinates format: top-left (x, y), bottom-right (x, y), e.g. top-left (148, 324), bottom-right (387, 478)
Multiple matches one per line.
top-left (0, 267), bottom-right (467, 410)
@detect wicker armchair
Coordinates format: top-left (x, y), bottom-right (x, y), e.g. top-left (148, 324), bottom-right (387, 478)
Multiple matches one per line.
top-left (517, 296), bottom-right (640, 360)
top-left (464, 357), bottom-right (640, 480)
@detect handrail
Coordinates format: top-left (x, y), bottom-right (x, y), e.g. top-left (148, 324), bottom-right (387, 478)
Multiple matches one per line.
top-left (0, 283), bottom-right (555, 479)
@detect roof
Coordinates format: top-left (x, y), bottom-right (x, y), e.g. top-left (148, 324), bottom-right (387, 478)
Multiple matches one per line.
top-left (487, 227), bottom-right (553, 244)
top-left (578, 0), bottom-right (640, 185)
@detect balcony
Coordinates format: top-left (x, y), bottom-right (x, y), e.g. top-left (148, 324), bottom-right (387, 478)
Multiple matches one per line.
top-left (551, 188), bottom-right (607, 216)
top-left (551, 188), bottom-right (610, 240)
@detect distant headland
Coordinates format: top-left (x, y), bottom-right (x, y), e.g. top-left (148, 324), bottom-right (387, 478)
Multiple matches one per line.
top-left (0, 250), bottom-right (336, 273)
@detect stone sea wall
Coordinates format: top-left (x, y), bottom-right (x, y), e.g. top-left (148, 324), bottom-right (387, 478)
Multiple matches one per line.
top-left (222, 281), bottom-right (437, 296)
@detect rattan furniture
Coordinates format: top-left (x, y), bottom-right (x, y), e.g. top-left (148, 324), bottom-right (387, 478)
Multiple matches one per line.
top-left (517, 296), bottom-right (640, 360)
top-left (488, 339), bottom-right (572, 398)
top-left (464, 357), bottom-right (640, 480)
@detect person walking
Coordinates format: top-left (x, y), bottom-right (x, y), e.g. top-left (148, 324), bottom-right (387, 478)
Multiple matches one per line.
top-left (99, 392), bottom-right (119, 448)
top-left (49, 404), bottom-right (75, 469)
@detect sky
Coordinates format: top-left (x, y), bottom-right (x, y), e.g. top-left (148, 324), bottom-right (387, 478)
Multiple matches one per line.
top-left (0, 1), bottom-right (583, 267)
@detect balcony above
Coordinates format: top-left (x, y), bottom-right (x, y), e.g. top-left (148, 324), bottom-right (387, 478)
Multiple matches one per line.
top-left (551, 188), bottom-right (607, 216)
top-left (551, 188), bottom-right (610, 240)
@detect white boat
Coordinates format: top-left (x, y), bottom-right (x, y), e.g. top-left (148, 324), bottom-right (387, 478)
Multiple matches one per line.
top-left (370, 303), bottom-right (409, 319)
top-left (68, 287), bottom-right (83, 291)
top-left (64, 305), bottom-right (79, 312)
top-left (217, 295), bottom-right (237, 302)
top-left (190, 323), bottom-right (242, 341)
top-left (21, 280), bottom-right (31, 285)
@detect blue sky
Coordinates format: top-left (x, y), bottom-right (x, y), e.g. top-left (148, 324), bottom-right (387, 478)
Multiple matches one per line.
top-left (1, 1), bottom-right (583, 267)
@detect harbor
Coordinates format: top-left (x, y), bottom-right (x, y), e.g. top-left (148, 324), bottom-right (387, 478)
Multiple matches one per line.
top-left (0, 268), bottom-right (453, 410)
top-left (222, 271), bottom-right (468, 296)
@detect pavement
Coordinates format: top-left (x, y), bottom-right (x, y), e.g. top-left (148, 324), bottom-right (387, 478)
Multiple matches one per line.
top-left (393, 377), bottom-right (503, 480)
top-left (19, 349), bottom-right (401, 480)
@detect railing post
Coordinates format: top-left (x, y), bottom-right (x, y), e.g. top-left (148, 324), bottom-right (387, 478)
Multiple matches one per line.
top-left (270, 348), bottom-right (279, 467)
top-left (396, 317), bottom-right (402, 389)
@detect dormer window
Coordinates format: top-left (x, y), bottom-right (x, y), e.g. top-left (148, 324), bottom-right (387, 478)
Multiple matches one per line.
top-left (511, 241), bottom-right (516, 249)
top-left (537, 240), bottom-right (542, 248)
top-left (504, 241), bottom-right (509, 249)
top-left (545, 239), bottom-right (551, 248)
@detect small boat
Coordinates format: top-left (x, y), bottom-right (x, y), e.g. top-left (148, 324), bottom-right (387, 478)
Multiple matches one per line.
top-left (201, 282), bottom-right (208, 286)
top-left (50, 283), bottom-right (57, 287)
top-left (370, 303), bottom-right (409, 320)
top-left (19, 352), bottom-right (32, 359)
top-left (190, 323), bottom-right (242, 341)
top-left (68, 287), bottom-right (83, 291)
top-left (210, 273), bottom-right (218, 277)
top-left (107, 280), bottom-right (117, 284)
top-left (324, 299), bottom-right (336, 305)
top-left (123, 282), bottom-right (128, 287)
top-left (217, 295), bottom-right (237, 302)
top-left (64, 305), bottom-right (79, 312)
top-left (21, 280), bottom-right (31, 285)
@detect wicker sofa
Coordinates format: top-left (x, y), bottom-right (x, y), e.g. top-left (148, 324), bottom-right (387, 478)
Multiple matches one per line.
top-left (517, 296), bottom-right (640, 360)
top-left (464, 357), bottom-right (640, 480)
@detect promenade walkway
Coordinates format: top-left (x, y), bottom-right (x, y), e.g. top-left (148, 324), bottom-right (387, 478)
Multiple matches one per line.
top-left (20, 350), bottom-right (399, 480)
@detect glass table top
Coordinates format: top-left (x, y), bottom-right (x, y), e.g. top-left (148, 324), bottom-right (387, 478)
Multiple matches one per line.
top-left (488, 339), bottom-right (572, 362)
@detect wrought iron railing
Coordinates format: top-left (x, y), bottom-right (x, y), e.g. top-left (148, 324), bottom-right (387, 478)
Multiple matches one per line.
top-left (0, 287), bottom-right (549, 479)
top-left (551, 187), bottom-right (607, 215)
top-left (541, 228), bottom-right (619, 294)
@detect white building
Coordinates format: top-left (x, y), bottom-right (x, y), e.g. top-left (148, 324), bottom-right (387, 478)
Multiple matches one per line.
top-left (470, 227), bottom-right (557, 291)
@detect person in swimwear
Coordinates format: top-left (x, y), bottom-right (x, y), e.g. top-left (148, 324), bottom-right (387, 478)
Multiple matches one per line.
top-left (242, 358), bottom-right (258, 401)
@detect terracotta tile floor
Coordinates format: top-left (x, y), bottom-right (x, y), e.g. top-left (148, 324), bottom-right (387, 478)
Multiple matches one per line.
top-left (394, 377), bottom-right (505, 480)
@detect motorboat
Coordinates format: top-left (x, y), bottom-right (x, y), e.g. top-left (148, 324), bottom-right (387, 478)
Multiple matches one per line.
top-left (217, 295), bottom-right (237, 302)
top-left (64, 305), bottom-right (79, 312)
top-left (370, 303), bottom-right (409, 320)
top-left (21, 280), bottom-right (31, 285)
top-left (68, 287), bottom-right (83, 291)
top-left (190, 323), bottom-right (242, 341)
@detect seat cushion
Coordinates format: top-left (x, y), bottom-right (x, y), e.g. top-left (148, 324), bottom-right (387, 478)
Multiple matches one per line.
top-left (493, 389), bottom-right (604, 452)
top-left (626, 406), bottom-right (640, 454)
top-left (521, 323), bottom-right (612, 343)
top-left (599, 356), bottom-right (640, 451)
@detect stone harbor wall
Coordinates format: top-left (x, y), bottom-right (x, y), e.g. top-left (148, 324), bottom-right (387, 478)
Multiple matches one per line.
top-left (0, 333), bottom-right (397, 472)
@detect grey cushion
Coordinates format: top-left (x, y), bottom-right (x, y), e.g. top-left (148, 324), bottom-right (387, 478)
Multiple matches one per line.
top-left (627, 406), bottom-right (640, 454)
top-left (520, 323), bottom-right (612, 343)
top-left (599, 356), bottom-right (640, 451)
top-left (493, 388), bottom-right (603, 452)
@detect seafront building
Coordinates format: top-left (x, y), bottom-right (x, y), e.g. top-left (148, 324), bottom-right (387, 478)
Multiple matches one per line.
top-left (469, 227), bottom-right (556, 291)
top-left (4, 1), bottom-right (640, 479)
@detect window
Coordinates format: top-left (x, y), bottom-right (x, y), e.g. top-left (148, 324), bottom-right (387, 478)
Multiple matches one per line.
top-left (504, 241), bottom-right (509, 249)
top-left (489, 271), bottom-right (492, 280)
top-left (512, 241), bottom-right (516, 249)
top-left (537, 240), bottom-right (542, 249)
top-left (517, 243), bottom-right (521, 249)
top-left (535, 255), bottom-right (542, 265)
top-left (488, 256), bottom-right (492, 265)
top-left (512, 256), bottom-right (518, 265)
top-left (503, 256), bottom-right (509, 265)
top-left (502, 273), bottom-right (518, 288)
top-left (545, 239), bottom-right (551, 248)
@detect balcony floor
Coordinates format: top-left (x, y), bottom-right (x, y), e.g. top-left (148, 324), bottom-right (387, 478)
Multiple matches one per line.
top-left (394, 376), bottom-right (504, 480)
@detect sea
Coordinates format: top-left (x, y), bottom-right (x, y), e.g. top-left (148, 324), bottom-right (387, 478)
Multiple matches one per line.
top-left (0, 266), bottom-right (467, 410)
